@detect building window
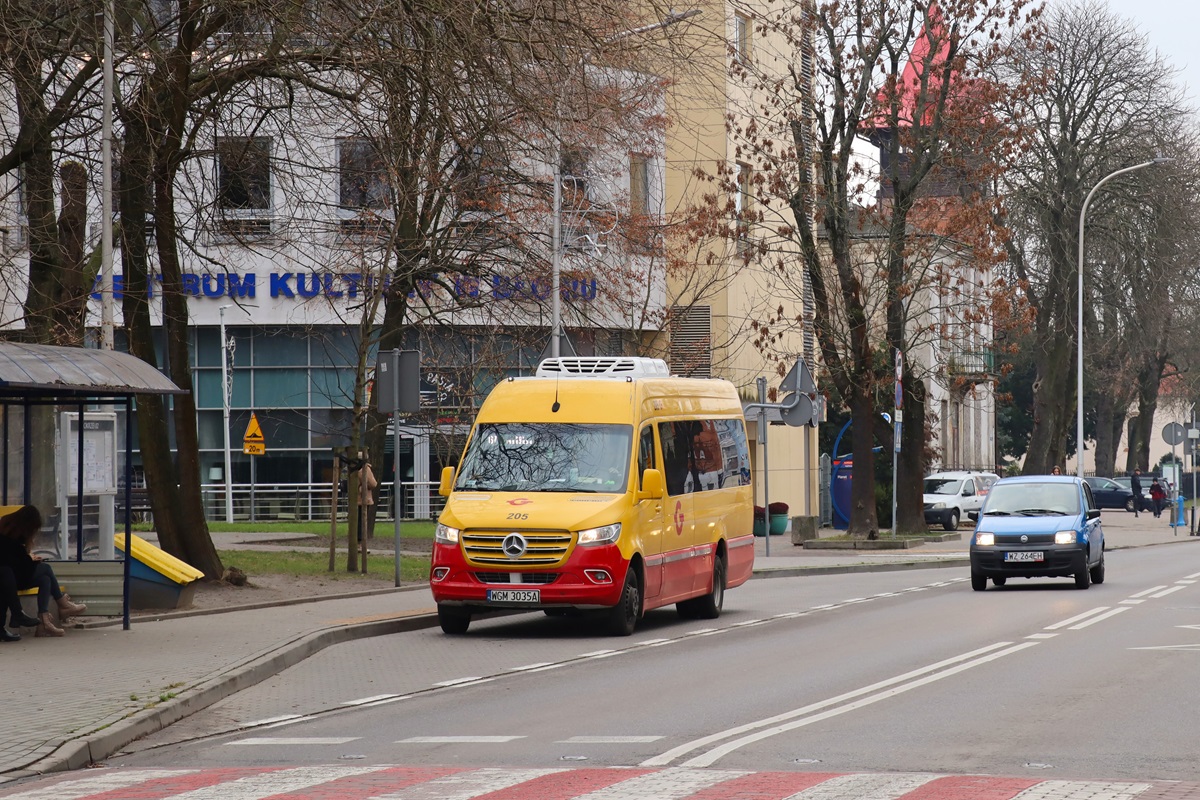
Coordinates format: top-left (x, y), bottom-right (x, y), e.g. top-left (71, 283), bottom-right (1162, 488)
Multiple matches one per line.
top-left (735, 162), bottom-right (753, 250)
top-left (734, 13), bottom-right (752, 61)
top-left (629, 153), bottom-right (649, 217)
top-left (338, 138), bottom-right (389, 210)
top-left (560, 148), bottom-right (590, 209)
top-left (217, 137), bottom-right (271, 211)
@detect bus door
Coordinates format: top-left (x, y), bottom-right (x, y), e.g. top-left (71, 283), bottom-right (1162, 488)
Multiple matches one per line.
top-left (634, 424), bottom-right (665, 600)
top-left (658, 420), bottom-right (697, 602)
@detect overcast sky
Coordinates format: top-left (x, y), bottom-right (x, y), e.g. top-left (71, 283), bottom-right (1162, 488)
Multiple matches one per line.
top-left (1090, 0), bottom-right (1200, 104)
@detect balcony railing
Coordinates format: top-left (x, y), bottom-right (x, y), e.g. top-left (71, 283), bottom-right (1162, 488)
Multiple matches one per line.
top-left (947, 350), bottom-right (995, 380)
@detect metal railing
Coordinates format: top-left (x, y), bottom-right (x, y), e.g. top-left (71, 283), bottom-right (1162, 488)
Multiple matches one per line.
top-left (193, 481), bottom-right (444, 524)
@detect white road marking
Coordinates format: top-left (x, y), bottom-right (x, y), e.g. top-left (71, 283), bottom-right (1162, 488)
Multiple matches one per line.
top-left (572, 768), bottom-right (748, 800)
top-left (557, 735), bottom-right (664, 743)
top-left (1177, 580), bottom-right (1196, 585)
top-left (578, 650), bottom-right (616, 658)
top-left (733, 619), bottom-right (765, 626)
top-left (641, 641), bottom-right (1015, 767)
top-left (1045, 608), bottom-right (1110, 630)
top-left (790, 772), bottom-right (937, 799)
top-left (341, 694), bottom-right (402, 706)
top-left (1184, 571), bottom-right (1200, 580)
top-left (228, 737), bottom-right (359, 746)
top-left (0, 770), bottom-right (191, 800)
top-left (1130, 586), bottom-right (1168, 598)
top-left (168, 766), bottom-right (384, 799)
top-left (398, 735), bottom-right (525, 743)
top-left (432, 677), bottom-right (484, 687)
top-left (1178, 624), bottom-right (1200, 631)
top-left (638, 638), bottom-right (671, 645)
top-left (687, 628), bottom-right (719, 636)
top-left (1011, 780), bottom-right (1153, 799)
top-left (240, 713), bottom-right (303, 727)
top-left (1067, 607), bottom-right (1129, 629)
top-left (1026, 633), bottom-right (1058, 639)
top-left (679, 641), bottom-right (1039, 767)
top-left (1150, 585), bottom-right (1188, 599)
top-left (1131, 644), bottom-right (1200, 651)
top-left (375, 768), bottom-right (564, 800)
top-left (1120, 599), bottom-right (1146, 605)
top-left (811, 603), bottom-right (836, 610)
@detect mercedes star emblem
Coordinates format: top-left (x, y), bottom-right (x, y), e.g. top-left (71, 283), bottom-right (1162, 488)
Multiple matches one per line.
top-left (502, 533), bottom-right (527, 559)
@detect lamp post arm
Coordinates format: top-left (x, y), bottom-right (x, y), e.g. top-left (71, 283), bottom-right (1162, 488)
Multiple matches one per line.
top-left (1075, 157), bottom-right (1169, 478)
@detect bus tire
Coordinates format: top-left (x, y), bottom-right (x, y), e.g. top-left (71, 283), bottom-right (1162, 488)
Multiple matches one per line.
top-left (692, 555), bottom-right (726, 620)
top-left (606, 566), bottom-right (641, 636)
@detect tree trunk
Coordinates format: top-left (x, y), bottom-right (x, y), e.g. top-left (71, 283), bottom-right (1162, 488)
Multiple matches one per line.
top-left (897, 376), bottom-right (928, 534)
top-left (1023, 331), bottom-right (1073, 473)
top-left (1093, 390), bottom-right (1116, 477)
top-left (848, 383), bottom-right (880, 538)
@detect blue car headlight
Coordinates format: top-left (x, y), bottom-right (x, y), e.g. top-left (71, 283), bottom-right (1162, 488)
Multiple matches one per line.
top-left (1054, 530), bottom-right (1077, 545)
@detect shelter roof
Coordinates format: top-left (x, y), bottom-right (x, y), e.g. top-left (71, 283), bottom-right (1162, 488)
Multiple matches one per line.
top-left (0, 341), bottom-right (184, 397)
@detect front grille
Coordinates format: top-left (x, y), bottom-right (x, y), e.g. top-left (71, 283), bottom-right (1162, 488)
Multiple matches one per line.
top-left (461, 529), bottom-right (573, 566)
top-left (473, 572), bottom-right (560, 585)
top-left (996, 533), bottom-right (1056, 545)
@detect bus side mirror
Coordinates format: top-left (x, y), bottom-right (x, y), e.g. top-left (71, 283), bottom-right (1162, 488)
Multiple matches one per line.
top-left (439, 466), bottom-right (455, 497)
top-left (640, 468), bottom-right (664, 500)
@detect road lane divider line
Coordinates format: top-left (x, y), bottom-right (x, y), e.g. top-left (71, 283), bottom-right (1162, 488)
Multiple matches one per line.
top-left (1120, 599), bottom-right (1146, 605)
top-left (1026, 633), bottom-right (1058, 639)
top-left (340, 694), bottom-right (402, 706)
top-left (1045, 607), bottom-right (1110, 630)
top-left (227, 737), bottom-right (359, 746)
top-left (1129, 586), bottom-right (1168, 598)
top-left (398, 735), bottom-right (525, 743)
top-left (1184, 571), bottom-right (1200, 580)
top-left (678, 642), bottom-right (1040, 768)
top-left (240, 714), bottom-right (304, 727)
top-left (639, 641), bottom-right (1016, 767)
top-left (1067, 607), bottom-right (1130, 629)
top-left (557, 735), bottom-right (665, 743)
top-left (1150, 585), bottom-right (1188, 599)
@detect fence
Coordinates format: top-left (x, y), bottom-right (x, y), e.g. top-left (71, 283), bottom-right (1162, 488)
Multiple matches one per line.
top-left (195, 481), bottom-right (444, 524)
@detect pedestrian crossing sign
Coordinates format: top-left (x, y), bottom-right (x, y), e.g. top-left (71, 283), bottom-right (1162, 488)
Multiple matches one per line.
top-left (243, 412), bottom-right (265, 455)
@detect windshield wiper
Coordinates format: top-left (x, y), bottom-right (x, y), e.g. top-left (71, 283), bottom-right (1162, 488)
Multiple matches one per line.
top-left (982, 510), bottom-right (1011, 516)
top-left (1014, 508), bottom-right (1067, 516)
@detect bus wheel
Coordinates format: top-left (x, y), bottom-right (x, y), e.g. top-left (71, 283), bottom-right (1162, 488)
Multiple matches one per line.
top-left (438, 604), bottom-right (471, 634)
top-left (693, 556), bottom-right (726, 620)
top-left (606, 567), bottom-right (641, 636)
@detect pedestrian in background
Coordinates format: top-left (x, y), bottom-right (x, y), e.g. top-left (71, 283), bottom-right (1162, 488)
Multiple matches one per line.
top-left (1051, 466), bottom-right (1062, 475)
top-left (1150, 478), bottom-right (1167, 519)
top-left (0, 505), bottom-right (86, 637)
top-left (1131, 468), bottom-right (1143, 517)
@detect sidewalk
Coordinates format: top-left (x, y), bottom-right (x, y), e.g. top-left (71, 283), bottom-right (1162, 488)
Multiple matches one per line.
top-left (0, 513), bottom-right (1194, 782)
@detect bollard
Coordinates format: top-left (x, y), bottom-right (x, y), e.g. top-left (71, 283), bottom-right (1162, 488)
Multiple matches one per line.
top-left (1170, 496), bottom-right (1186, 531)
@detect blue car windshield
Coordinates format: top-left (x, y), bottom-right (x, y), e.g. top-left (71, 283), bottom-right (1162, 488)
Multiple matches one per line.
top-left (982, 482), bottom-right (1081, 516)
top-left (455, 423), bottom-right (633, 493)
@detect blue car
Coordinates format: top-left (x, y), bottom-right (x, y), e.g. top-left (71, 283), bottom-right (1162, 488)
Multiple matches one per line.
top-left (969, 475), bottom-right (1105, 591)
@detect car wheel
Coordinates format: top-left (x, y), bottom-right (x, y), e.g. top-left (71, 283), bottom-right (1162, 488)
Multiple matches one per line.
top-left (944, 510), bottom-right (960, 532)
top-left (1090, 553), bottom-right (1105, 584)
top-left (437, 604), bottom-right (471, 634)
top-left (992, 576), bottom-right (1007, 587)
top-left (1124, 497), bottom-right (1135, 513)
top-left (692, 556), bottom-right (726, 620)
top-left (971, 571), bottom-right (987, 591)
top-left (1075, 564), bottom-right (1092, 590)
top-left (606, 565), bottom-right (641, 636)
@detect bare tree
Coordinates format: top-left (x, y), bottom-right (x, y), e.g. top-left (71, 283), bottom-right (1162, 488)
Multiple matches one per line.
top-left (992, 0), bottom-right (1189, 475)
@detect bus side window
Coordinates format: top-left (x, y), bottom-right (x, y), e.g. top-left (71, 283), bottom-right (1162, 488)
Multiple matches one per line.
top-left (638, 425), bottom-right (655, 490)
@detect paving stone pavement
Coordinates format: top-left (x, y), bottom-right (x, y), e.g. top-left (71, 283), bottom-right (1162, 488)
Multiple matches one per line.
top-left (0, 765), bottom-right (1198, 800)
top-left (0, 515), bottom-right (1193, 783)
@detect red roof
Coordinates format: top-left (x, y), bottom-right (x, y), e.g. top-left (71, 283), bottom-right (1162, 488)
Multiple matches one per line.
top-left (868, 4), bottom-right (957, 133)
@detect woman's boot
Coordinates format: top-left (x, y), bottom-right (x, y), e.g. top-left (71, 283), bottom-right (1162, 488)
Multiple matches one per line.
top-left (57, 594), bottom-right (87, 616)
top-left (36, 612), bottom-right (64, 637)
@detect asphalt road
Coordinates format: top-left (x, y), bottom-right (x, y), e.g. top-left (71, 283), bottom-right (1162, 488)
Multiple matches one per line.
top-left (104, 541), bottom-right (1200, 786)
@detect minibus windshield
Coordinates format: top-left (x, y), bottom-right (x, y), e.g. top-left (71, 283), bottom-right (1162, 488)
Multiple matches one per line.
top-left (455, 423), bottom-right (633, 493)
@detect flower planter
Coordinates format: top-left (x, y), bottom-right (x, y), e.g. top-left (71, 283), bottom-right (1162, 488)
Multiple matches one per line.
top-left (753, 517), bottom-right (768, 537)
top-left (769, 513), bottom-right (788, 535)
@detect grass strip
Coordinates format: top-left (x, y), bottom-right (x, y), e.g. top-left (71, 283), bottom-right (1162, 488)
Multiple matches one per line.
top-left (216, 548), bottom-right (430, 583)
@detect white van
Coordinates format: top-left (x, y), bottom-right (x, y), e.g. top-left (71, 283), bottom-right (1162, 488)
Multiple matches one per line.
top-left (923, 471), bottom-right (1000, 531)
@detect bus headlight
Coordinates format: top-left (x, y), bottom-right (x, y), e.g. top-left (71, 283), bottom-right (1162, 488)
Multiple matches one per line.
top-left (435, 523), bottom-right (460, 544)
top-left (578, 523), bottom-right (621, 546)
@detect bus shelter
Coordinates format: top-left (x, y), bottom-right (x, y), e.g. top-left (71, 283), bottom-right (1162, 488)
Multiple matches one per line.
top-left (0, 341), bottom-right (184, 630)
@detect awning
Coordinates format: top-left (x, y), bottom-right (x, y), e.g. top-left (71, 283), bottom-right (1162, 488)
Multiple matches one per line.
top-left (0, 341), bottom-right (184, 397)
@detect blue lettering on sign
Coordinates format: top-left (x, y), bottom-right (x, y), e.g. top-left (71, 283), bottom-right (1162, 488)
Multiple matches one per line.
top-left (270, 273), bottom-right (294, 298)
top-left (228, 273), bottom-right (255, 298)
top-left (201, 274), bottom-right (225, 298)
top-left (95, 272), bottom-right (601, 303)
top-left (295, 273), bottom-right (321, 298)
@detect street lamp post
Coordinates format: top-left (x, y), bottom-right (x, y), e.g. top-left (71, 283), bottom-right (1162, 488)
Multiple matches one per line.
top-left (1075, 156), bottom-right (1171, 478)
top-left (550, 10), bottom-right (700, 357)
top-left (219, 305), bottom-right (234, 523)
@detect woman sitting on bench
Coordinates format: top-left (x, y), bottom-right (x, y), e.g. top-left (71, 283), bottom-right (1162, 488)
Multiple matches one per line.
top-left (0, 505), bottom-right (86, 637)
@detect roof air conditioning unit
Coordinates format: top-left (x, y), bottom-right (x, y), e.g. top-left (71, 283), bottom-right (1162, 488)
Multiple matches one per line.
top-left (536, 357), bottom-right (671, 378)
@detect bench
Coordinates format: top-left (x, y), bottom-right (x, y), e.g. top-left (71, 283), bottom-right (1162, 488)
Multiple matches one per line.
top-left (13, 561), bottom-right (125, 627)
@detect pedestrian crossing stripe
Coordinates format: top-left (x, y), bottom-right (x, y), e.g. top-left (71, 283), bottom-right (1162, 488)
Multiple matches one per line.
top-left (0, 767), bottom-right (1178, 800)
